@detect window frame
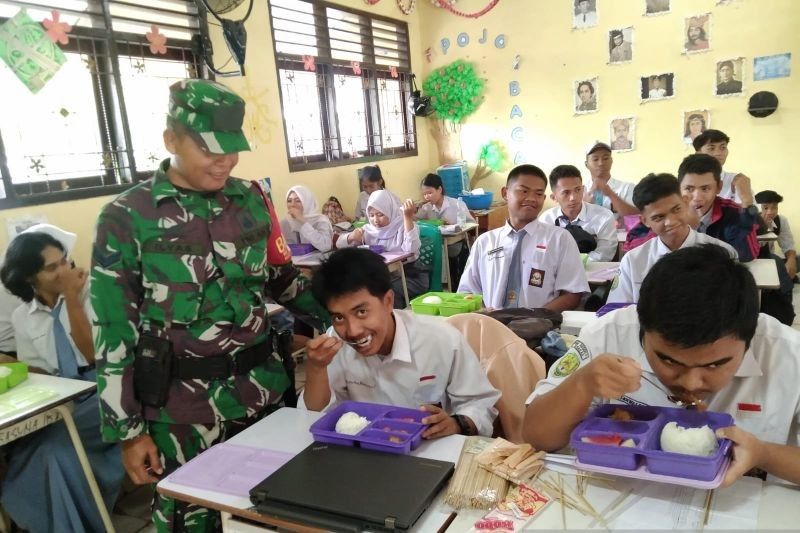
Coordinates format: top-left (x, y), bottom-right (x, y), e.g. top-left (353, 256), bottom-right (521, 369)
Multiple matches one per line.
top-left (268, 0), bottom-right (417, 173)
top-left (0, 2), bottom-right (203, 208)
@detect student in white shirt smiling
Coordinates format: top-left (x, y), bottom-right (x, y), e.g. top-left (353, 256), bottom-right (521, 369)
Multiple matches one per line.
top-left (539, 164), bottom-right (617, 262)
top-left (458, 164), bottom-right (589, 311)
top-left (302, 248), bottom-right (500, 438)
top-left (524, 245), bottom-right (800, 486)
top-left (0, 228), bottom-right (124, 532)
top-left (608, 173), bottom-right (736, 303)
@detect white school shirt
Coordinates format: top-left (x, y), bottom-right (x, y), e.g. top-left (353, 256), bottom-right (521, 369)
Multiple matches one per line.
top-left (280, 216), bottom-right (334, 252)
top-left (458, 220), bottom-right (590, 309)
top-left (539, 203), bottom-right (618, 262)
top-left (416, 196), bottom-right (475, 225)
top-left (306, 310), bottom-right (500, 436)
top-left (527, 306), bottom-right (800, 447)
top-left (720, 170), bottom-right (743, 205)
top-left (336, 223), bottom-right (421, 261)
top-left (11, 286), bottom-right (91, 375)
top-left (608, 229), bottom-right (737, 303)
top-left (765, 215), bottom-right (795, 256)
top-left (0, 288), bottom-right (23, 353)
top-left (594, 177), bottom-right (635, 212)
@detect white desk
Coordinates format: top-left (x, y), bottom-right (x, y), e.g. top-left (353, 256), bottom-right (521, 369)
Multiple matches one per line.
top-left (561, 310), bottom-right (597, 336)
top-left (744, 258), bottom-right (780, 290)
top-left (757, 232), bottom-right (778, 243)
top-left (585, 261), bottom-right (620, 285)
top-left (158, 407), bottom-right (800, 532)
top-left (0, 374), bottom-right (114, 532)
top-left (440, 222), bottom-right (479, 291)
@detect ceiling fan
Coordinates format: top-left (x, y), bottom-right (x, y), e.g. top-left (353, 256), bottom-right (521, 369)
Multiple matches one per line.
top-left (193, 0), bottom-right (253, 76)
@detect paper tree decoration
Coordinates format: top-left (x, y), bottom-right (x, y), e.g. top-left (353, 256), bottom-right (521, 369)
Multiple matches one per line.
top-left (0, 9), bottom-right (66, 94)
top-left (423, 59), bottom-right (484, 123)
top-left (471, 140), bottom-right (508, 189)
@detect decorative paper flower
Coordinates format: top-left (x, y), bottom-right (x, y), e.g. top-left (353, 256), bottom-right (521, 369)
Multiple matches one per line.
top-left (389, 66), bottom-right (398, 78)
top-left (303, 55), bottom-right (316, 71)
top-left (146, 24), bottom-right (167, 55)
top-left (42, 10), bottom-right (72, 45)
top-left (351, 61), bottom-right (361, 75)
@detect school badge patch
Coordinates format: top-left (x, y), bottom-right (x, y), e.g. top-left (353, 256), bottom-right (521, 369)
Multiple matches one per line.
top-left (552, 352), bottom-right (581, 377)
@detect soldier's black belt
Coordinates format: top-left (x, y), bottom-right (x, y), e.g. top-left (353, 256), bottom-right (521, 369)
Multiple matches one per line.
top-left (172, 341), bottom-right (270, 380)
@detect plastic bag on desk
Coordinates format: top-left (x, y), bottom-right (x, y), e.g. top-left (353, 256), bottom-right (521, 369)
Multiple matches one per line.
top-left (444, 437), bottom-right (511, 510)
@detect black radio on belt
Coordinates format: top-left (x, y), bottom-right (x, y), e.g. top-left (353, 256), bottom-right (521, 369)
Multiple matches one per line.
top-left (133, 334), bottom-right (173, 408)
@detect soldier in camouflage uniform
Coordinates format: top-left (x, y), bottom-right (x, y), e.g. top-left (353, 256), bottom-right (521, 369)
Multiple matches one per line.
top-left (90, 79), bottom-right (328, 532)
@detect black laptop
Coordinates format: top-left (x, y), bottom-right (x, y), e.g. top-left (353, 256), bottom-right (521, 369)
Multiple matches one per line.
top-left (249, 443), bottom-right (454, 532)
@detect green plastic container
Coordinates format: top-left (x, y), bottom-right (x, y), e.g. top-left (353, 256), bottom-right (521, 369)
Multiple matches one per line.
top-left (417, 219), bottom-right (445, 227)
top-left (353, 220), bottom-right (368, 229)
top-left (410, 292), bottom-right (483, 316)
top-left (0, 362), bottom-right (28, 394)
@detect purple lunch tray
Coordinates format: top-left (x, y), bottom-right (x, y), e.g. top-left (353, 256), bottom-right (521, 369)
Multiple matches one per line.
top-left (309, 401), bottom-right (427, 455)
top-left (166, 442), bottom-right (293, 497)
top-left (288, 243), bottom-right (315, 256)
top-left (595, 302), bottom-right (634, 317)
top-left (570, 404), bottom-right (734, 486)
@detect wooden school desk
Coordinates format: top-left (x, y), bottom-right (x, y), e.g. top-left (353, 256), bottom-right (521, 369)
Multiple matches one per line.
top-left (158, 407), bottom-right (800, 532)
top-left (471, 204), bottom-right (506, 235)
top-left (440, 222), bottom-right (479, 291)
top-left (0, 374), bottom-right (114, 532)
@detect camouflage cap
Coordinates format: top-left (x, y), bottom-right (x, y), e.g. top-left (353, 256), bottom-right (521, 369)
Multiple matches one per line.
top-left (168, 79), bottom-right (250, 154)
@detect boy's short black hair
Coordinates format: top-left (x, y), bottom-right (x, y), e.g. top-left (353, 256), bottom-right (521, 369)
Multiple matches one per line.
top-left (421, 173), bottom-right (443, 189)
top-left (632, 173), bottom-right (681, 211)
top-left (692, 129), bottom-right (730, 151)
top-left (1, 232), bottom-right (66, 302)
top-left (638, 244), bottom-right (758, 349)
top-left (507, 164), bottom-right (547, 188)
top-left (548, 165), bottom-right (583, 190)
top-left (311, 248), bottom-right (392, 307)
top-left (754, 190), bottom-right (783, 204)
top-left (678, 153), bottom-right (722, 183)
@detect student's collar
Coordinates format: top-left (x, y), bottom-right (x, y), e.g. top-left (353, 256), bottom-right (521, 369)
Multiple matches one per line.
top-left (656, 226), bottom-right (695, 254)
top-left (560, 203), bottom-right (587, 223)
top-left (382, 311), bottom-right (412, 363)
top-left (28, 293), bottom-right (64, 314)
top-left (503, 219), bottom-right (538, 236)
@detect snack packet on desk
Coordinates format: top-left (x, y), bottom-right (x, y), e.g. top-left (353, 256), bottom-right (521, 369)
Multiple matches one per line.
top-left (470, 484), bottom-right (551, 532)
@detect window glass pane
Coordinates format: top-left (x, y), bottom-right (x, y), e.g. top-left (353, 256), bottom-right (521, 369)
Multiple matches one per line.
top-left (377, 78), bottom-right (405, 149)
top-left (271, 0), bottom-right (318, 56)
top-left (279, 69), bottom-right (324, 157)
top-left (118, 55), bottom-right (194, 173)
top-left (333, 74), bottom-right (368, 155)
top-left (327, 7), bottom-right (364, 62)
top-left (0, 52), bottom-right (105, 187)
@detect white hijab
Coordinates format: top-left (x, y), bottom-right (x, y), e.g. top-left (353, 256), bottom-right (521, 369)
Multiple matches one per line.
top-left (363, 190), bottom-right (404, 247)
top-left (285, 185), bottom-right (326, 232)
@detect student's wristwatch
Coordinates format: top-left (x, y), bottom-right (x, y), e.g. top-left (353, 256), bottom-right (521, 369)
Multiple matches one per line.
top-left (452, 414), bottom-right (477, 436)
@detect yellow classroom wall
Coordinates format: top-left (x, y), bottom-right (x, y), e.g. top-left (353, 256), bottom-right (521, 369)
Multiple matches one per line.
top-left (3, 0), bottom-right (798, 266)
top-left (416, 0), bottom-right (799, 221)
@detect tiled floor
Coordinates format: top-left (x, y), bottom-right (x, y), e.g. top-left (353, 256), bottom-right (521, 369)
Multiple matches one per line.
top-left (112, 287), bottom-right (800, 532)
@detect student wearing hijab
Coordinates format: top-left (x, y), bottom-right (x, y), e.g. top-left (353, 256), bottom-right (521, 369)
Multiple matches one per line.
top-left (354, 165), bottom-right (400, 220)
top-left (281, 185), bottom-right (334, 252)
top-left (338, 190), bottom-right (428, 306)
top-left (0, 227), bottom-right (124, 533)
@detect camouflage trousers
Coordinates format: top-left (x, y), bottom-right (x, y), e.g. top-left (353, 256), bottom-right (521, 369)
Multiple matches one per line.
top-left (149, 408), bottom-right (275, 532)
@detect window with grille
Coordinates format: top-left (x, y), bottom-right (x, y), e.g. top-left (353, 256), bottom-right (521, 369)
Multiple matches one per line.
top-left (268, 0), bottom-right (417, 171)
top-left (0, 0), bottom-right (203, 206)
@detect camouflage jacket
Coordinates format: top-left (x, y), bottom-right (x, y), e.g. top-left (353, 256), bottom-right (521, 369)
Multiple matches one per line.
top-left (91, 159), bottom-right (328, 442)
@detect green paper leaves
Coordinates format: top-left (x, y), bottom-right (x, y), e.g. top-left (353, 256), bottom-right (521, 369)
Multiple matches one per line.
top-left (422, 59), bottom-right (485, 123)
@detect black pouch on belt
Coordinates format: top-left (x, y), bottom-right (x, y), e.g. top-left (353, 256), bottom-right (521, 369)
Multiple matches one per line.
top-left (133, 334), bottom-right (173, 408)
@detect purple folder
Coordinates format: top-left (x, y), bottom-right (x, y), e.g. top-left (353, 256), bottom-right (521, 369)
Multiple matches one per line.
top-left (166, 442), bottom-right (293, 497)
